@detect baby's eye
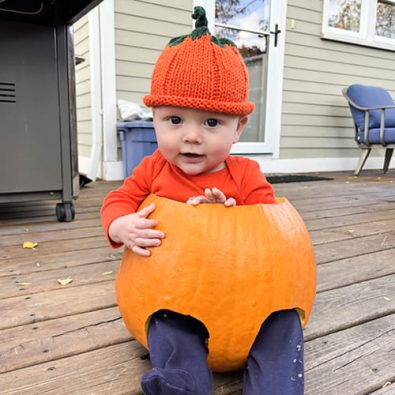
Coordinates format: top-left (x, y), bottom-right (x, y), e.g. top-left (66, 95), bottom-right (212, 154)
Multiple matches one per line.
top-left (169, 116), bottom-right (182, 125)
top-left (205, 119), bottom-right (219, 127)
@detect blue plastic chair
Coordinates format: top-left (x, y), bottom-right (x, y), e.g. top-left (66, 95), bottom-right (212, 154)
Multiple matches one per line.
top-left (342, 84), bottom-right (395, 175)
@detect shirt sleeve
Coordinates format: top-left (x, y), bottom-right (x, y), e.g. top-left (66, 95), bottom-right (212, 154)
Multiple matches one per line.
top-left (239, 159), bottom-right (276, 204)
top-left (100, 152), bottom-right (158, 247)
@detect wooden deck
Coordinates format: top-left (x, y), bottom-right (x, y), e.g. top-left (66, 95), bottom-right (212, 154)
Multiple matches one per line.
top-left (1, 170), bottom-right (395, 394)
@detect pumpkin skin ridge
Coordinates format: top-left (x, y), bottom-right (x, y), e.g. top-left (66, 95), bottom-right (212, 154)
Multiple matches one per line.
top-left (115, 194), bottom-right (316, 372)
top-left (259, 202), bottom-right (315, 330)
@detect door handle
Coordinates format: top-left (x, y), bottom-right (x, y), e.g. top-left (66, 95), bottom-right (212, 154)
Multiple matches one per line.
top-left (270, 24), bottom-right (281, 47)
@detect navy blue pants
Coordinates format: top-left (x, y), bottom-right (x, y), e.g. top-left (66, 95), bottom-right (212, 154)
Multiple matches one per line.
top-left (141, 309), bottom-right (304, 395)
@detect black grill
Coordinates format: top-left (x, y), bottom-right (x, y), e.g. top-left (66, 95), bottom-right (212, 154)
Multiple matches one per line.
top-left (0, 82), bottom-right (16, 103)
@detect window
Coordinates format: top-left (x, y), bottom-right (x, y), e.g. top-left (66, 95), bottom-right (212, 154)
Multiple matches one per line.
top-left (376, 0), bottom-right (395, 39)
top-left (322, 0), bottom-right (395, 50)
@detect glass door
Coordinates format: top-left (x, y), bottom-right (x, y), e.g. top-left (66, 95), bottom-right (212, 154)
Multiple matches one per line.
top-left (194, 0), bottom-right (286, 155)
top-left (214, 0), bottom-right (271, 145)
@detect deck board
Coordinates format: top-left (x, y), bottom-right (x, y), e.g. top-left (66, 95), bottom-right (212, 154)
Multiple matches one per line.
top-left (0, 307), bottom-right (128, 373)
top-left (305, 274), bottom-right (395, 340)
top-left (304, 314), bottom-right (395, 394)
top-left (1, 170), bottom-right (394, 394)
top-left (0, 260), bottom-right (118, 299)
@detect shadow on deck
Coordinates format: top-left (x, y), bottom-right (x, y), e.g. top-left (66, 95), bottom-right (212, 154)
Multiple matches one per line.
top-left (0, 170), bottom-right (394, 394)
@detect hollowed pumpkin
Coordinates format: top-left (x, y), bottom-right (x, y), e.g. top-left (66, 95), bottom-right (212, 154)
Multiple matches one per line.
top-left (116, 194), bottom-right (316, 372)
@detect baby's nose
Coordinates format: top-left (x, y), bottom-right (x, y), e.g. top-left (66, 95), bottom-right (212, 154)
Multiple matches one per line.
top-left (183, 127), bottom-right (202, 143)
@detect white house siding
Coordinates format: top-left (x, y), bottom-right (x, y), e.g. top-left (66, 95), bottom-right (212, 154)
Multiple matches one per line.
top-left (281, 0), bottom-right (395, 161)
top-left (73, 15), bottom-right (92, 161)
top-left (114, 0), bottom-right (194, 160)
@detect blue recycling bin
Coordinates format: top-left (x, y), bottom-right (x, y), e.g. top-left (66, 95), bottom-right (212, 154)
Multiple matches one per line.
top-left (117, 121), bottom-right (158, 178)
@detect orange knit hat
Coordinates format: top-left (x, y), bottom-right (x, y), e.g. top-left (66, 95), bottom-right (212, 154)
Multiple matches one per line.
top-left (143, 6), bottom-right (254, 116)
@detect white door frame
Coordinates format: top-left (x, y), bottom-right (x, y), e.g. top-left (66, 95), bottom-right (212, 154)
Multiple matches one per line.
top-left (193, 0), bottom-right (287, 158)
top-left (86, 0), bottom-right (118, 181)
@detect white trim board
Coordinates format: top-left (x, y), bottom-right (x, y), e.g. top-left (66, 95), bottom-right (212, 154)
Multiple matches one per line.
top-left (102, 161), bottom-right (124, 181)
top-left (263, 0), bottom-right (287, 158)
top-left (88, 6), bottom-right (103, 181)
top-left (81, 159), bottom-right (122, 181)
top-left (79, 155), bottom-right (103, 179)
top-left (84, 0), bottom-right (116, 182)
top-left (99, 0), bottom-right (117, 165)
top-left (99, 156), bottom-right (394, 181)
top-left (254, 156), bottom-right (394, 174)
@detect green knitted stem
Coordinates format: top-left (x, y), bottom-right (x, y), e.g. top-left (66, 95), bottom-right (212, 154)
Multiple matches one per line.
top-left (193, 6), bottom-right (209, 29)
top-left (168, 6), bottom-right (237, 48)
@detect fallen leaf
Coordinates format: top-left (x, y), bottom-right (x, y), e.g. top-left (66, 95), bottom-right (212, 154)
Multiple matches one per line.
top-left (381, 236), bottom-right (388, 247)
top-left (102, 271), bottom-right (113, 276)
top-left (107, 253), bottom-right (120, 260)
top-left (16, 282), bottom-right (32, 287)
top-left (23, 242), bottom-right (38, 249)
top-left (383, 296), bottom-right (391, 301)
top-left (57, 278), bottom-right (73, 286)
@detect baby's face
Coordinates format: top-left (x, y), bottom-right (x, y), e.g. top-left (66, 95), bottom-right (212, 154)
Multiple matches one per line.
top-left (153, 106), bottom-right (248, 175)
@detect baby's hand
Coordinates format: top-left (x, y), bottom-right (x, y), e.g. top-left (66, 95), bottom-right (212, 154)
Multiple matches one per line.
top-left (108, 203), bottom-right (165, 257)
top-left (186, 187), bottom-right (236, 207)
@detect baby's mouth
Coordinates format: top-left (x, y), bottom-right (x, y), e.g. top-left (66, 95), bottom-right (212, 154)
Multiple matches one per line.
top-left (180, 153), bottom-right (204, 158)
top-left (180, 153), bottom-right (205, 162)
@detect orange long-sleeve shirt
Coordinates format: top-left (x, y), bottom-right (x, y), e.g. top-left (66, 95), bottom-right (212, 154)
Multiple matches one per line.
top-left (101, 150), bottom-right (275, 246)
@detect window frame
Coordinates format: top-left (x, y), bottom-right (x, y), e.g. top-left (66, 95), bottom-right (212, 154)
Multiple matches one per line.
top-left (321, 0), bottom-right (395, 51)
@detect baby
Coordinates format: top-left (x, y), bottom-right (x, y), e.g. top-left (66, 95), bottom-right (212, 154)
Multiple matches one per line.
top-left (101, 7), bottom-right (304, 395)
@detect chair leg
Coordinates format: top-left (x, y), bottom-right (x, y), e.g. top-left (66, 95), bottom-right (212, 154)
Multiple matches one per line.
top-left (355, 148), bottom-right (371, 176)
top-left (383, 148), bottom-right (394, 174)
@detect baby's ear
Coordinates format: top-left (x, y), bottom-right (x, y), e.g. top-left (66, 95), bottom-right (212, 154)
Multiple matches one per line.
top-left (233, 116), bottom-right (248, 143)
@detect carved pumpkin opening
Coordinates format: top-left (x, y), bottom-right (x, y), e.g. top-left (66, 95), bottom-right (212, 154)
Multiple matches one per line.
top-left (295, 307), bottom-right (306, 324)
top-left (145, 309), bottom-right (210, 340)
top-left (145, 307), bottom-right (307, 357)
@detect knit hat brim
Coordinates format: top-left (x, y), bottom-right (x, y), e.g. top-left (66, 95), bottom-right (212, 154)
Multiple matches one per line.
top-left (144, 94), bottom-right (255, 116)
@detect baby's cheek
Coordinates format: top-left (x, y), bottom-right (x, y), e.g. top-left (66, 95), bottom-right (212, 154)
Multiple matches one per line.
top-left (157, 141), bottom-right (176, 160)
top-left (209, 144), bottom-right (232, 161)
